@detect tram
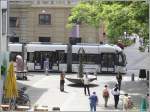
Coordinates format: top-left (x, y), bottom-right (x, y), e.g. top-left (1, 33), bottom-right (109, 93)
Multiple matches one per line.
top-left (9, 43), bottom-right (127, 73)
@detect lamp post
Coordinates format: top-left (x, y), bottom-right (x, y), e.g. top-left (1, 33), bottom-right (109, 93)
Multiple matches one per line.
top-left (124, 31), bottom-right (127, 46)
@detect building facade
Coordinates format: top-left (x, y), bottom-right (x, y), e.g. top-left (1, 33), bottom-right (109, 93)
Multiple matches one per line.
top-left (9, 0), bottom-right (105, 44)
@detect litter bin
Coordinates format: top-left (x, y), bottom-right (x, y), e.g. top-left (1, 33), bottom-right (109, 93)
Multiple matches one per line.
top-left (147, 71), bottom-right (149, 80)
top-left (139, 69), bottom-right (146, 79)
top-left (52, 107), bottom-right (60, 111)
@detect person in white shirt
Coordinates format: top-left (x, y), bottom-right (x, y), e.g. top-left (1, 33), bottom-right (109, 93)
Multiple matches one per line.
top-left (83, 74), bottom-right (90, 96)
top-left (111, 86), bottom-right (120, 109)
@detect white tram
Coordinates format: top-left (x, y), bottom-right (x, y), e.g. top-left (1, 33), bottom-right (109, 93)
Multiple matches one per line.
top-left (9, 43), bottom-right (127, 73)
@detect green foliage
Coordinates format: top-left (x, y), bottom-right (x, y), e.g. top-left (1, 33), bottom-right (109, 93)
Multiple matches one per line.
top-left (68, 1), bottom-right (149, 44)
top-left (139, 46), bottom-right (145, 52)
top-left (68, 2), bottom-right (102, 28)
top-left (1, 65), bottom-right (6, 75)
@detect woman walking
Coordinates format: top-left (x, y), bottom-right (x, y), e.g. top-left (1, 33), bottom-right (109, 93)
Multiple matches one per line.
top-left (102, 85), bottom-right (109, 107)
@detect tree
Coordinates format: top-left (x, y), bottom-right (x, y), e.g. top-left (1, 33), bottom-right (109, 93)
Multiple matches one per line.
top-left (68, 1), bottom-right (149, 44)
top-left (68, 2), bottom-right (102, 28)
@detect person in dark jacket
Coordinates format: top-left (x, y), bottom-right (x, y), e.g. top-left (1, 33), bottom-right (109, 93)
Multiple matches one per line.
top-left (89, 92), bottom-right (98, 112)
top-left (60, 71), bottom-right (65, 92)
top-left (116, 72), bottom-right (122, 90)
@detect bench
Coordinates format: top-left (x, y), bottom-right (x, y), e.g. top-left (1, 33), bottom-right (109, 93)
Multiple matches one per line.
top-left (16, 105), bottom-right (30, 111)
top-left (34, 106), bottom-right (48, 111)
top-left (0, 104), bottom-right (10, 111)
top-left (16, 70), bottom-right (28, 80)
top-left (83, 67), bottom-right (97, 74)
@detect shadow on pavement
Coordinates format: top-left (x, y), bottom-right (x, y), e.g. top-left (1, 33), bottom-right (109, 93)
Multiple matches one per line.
top-left (107, 80), bottom-right (148, 107)
top-left (67, 83), bottom-right (99, 88)
top-left (17, 82), bottom-right (47, 106)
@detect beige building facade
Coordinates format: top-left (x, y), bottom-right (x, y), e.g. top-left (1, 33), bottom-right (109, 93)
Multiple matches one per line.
top-left (9, 0), bottom-right (105, 44)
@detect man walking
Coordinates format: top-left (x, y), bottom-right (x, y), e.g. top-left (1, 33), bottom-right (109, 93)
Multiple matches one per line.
top-left (111, 86), bottom-right (120, 109)
top-left (116, 72), bottom-right (122, 90)
top-left (83, 74), bottom-right (90, 96)
top-left (89, 92), bottom-right (98, 112)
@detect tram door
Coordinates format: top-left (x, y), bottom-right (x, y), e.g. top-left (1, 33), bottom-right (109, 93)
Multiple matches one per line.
top-left (34, 51), bottom-right (54, 70)
top-left (56, 50), bottom-right (65, 71)
top-left (100, 53), bottom-right (115, 73)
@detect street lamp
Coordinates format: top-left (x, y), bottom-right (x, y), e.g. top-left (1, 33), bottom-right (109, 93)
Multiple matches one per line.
top-left (124, 31), bottom-right (127, 46)
top-left (124, 32), bottom-right (127, 39)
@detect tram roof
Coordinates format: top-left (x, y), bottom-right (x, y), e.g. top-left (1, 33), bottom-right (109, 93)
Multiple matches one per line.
top-left (72, 44), bottom-right (122, 54)
top-left (26, 44), bottom-right (67, 52)
top-left (9, 43), bottom-right (22, 52)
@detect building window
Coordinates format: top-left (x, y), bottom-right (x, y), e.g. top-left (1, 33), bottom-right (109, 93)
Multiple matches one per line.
top-left (39, 37), bottom-right (51, 42)
top-left (9, 37), bottom-right (19, 42)
top-left (39, 14), bottom-right (51, 25)
top-left (10, 17), bottom-right (19, 27)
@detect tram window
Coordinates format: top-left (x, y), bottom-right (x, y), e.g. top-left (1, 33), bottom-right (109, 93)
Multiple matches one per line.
top-left (34, 52), bottom-right (41, 64)
top-left (101, 53), bottom-right (115, 67)
top-left (60, 54), bottom-right (67, 63)
top-left (27, 52), bottom-right (34, 62)
top-left (58, 52), bottom-right (67, 63)
top-left (72, 53), bottom-right (79, 64)
top-left (107, 54), bottom-right (114, 67)
top-left (117, 53), bottom-right (125, 66)
top-left (85, 54), bottom-right (98, 64)
top-left (101, 54), bottom-right (107, 67)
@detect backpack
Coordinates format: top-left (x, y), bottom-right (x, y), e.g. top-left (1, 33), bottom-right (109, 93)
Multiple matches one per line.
top-left (103, 89), bottom-right (109, 97)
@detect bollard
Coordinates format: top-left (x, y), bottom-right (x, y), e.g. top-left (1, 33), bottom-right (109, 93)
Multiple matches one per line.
top-left (131, 73), bottom-right (134, 81)
top-left (147, 71), bottom-right (149, 81)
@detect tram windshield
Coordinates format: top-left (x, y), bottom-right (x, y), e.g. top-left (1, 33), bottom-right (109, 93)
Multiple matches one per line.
top-left (117, 52), bottom-right (126, 66)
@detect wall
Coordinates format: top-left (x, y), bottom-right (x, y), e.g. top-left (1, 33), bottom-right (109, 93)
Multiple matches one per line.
top-left (9, 3), bottom-right (104, 43)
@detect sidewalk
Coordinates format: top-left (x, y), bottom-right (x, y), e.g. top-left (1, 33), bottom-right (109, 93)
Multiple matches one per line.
top-left (17, 73), bottom-right (148, 111)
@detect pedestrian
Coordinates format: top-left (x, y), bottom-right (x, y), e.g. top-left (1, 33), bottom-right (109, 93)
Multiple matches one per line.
top-left (102, 85), bottom-right (109, 107)
top-left (127, 96), bottom-right (133, 109)
top-left (140, 94), bottom-right (149, 112)
top-left (116, 72), bottom-right (122, 90)
top-left (44, 58), bottom-right (49, 75)
top-left (89, 92), bottom-right (98, 112)
top-left (117, 40), bottom-right (124, 50)
top-left (16, 55), bottom-right (24, 71)
top-left (60, 71), bottom-right (65, 92)
top-left (111, 86), bottom-right (120, 109)
top-left (139, 38), bottom-right (143, 46)
top-left (123, 94), bottom-right (129, 112)
top-left (82, 74), bottom-right (90, 96)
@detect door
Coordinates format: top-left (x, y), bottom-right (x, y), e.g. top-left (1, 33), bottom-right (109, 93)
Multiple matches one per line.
top-left (100, 53), bottom-right (115, 73)
top-left (34, 51), bottom-right (54, 70)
